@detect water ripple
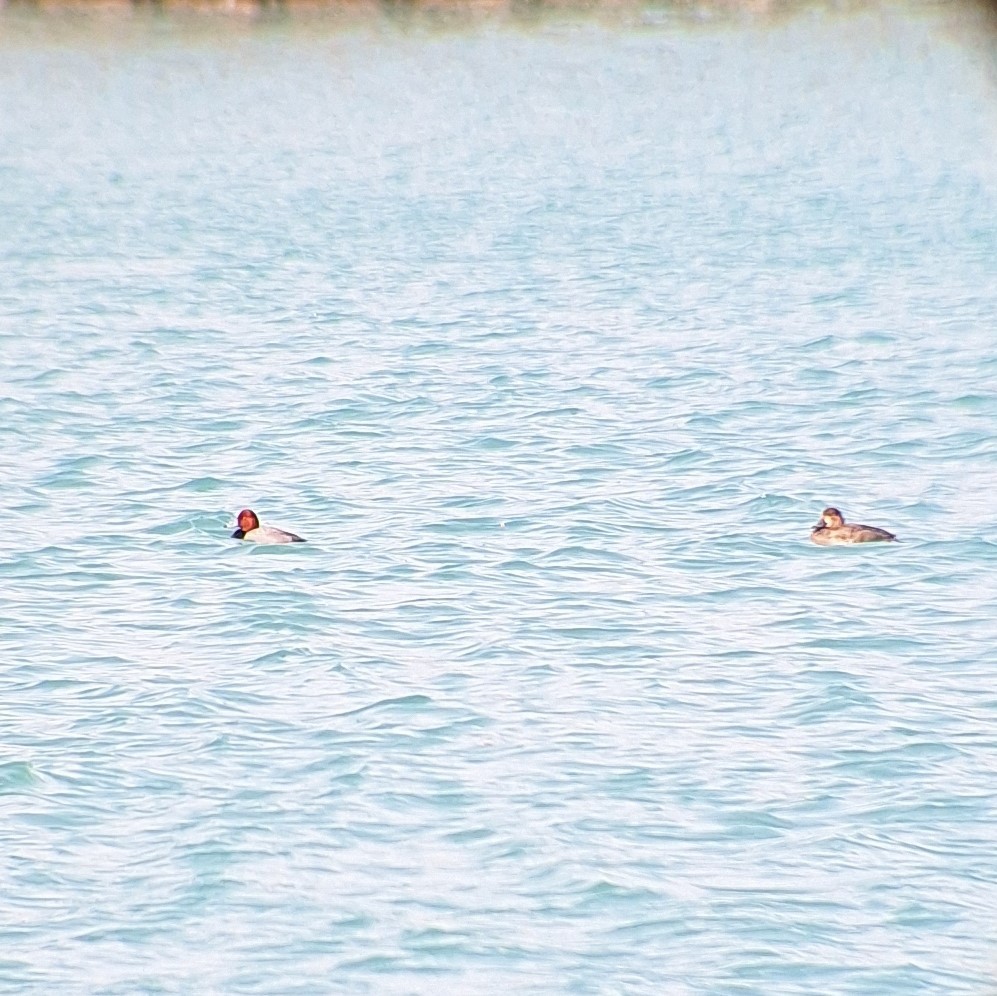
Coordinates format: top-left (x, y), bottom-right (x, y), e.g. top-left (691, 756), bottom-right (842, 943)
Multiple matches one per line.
top-left (2, 5), bottom-right (997, 994)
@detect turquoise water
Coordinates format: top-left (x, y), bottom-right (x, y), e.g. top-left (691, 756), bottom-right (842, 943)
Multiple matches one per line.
top-left (3, 4), bottom-right (997, 992)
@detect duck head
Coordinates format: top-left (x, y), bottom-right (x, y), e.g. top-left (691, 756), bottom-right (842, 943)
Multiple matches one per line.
top-left (232, 508), bottom-right (260, 539)
top-left (813, 507), bottom-right (845, 531)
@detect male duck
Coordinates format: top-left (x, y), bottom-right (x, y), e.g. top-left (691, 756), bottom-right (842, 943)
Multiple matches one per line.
top-left (231, 509), bottom-right (305, 544)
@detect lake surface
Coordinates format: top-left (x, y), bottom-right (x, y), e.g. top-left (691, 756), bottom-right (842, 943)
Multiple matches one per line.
top-left (2, 3), bottom-right (997, 992)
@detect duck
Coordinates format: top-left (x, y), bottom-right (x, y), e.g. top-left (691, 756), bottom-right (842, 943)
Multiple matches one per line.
top-left (810, 507), bottom-right (896, 545)
top-left (231, 509), bottom-right (305, 545)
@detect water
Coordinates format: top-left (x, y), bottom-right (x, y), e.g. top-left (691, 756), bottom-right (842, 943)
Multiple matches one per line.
top-left (2, 4), bottom-right (997, 992)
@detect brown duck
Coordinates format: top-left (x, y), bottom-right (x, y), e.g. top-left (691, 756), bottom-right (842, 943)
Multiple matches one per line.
top-left (811, 507), bottom-right (897, 545)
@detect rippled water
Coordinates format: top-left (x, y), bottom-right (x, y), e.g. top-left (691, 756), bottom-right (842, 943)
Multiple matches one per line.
top-left (2, 4), bottom-right (997, 992)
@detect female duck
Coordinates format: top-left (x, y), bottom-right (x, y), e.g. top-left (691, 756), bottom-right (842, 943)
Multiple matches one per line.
top-left (231, 509), bottom-right (305, 545)
top-left (811, 507), bottom-right (896, 545)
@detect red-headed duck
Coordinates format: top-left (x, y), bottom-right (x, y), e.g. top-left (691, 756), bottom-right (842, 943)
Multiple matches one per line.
top-left (811, 507), bottom-right (896, 545)
top-left (231, 509), bottom-right (305, 545)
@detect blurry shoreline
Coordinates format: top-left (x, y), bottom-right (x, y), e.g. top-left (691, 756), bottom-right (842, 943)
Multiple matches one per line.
top-left (1, 0), bottom-right (990, 45)
top-left (0, 0), bottom-right (913, 22)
